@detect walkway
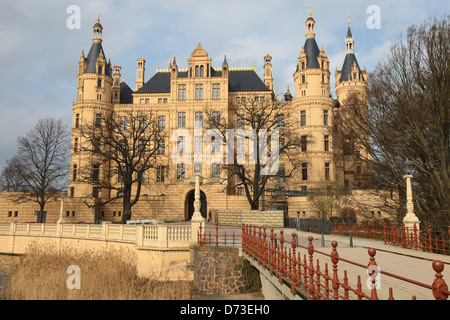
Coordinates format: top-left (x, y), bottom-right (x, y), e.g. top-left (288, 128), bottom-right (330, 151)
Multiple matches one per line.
top-left (267, 226), bottom-right (450, 300)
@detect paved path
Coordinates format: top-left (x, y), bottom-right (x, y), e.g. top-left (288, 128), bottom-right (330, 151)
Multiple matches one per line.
top-left (271, 227), bottom-right (450, 300)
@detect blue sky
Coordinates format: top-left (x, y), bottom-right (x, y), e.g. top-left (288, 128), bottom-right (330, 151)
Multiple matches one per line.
top-left (0, 0), bottom-right (447, 168)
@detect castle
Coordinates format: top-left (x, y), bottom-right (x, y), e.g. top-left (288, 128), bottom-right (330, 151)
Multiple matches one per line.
top-left (1, 8), bottom-right (389, 224)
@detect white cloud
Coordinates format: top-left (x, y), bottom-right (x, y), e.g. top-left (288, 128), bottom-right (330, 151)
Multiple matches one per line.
top-left (0, 0), bottom-right (447, 168)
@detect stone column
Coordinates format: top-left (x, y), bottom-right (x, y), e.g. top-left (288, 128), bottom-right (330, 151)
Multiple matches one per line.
top-left (403, 174), bottom-right (420, 229)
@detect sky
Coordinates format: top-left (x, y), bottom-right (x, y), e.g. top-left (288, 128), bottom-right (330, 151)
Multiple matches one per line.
top-left (0, 0), bottom-right (447, 169)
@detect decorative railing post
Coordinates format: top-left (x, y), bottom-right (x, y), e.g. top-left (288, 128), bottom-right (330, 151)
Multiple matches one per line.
top-left (278, 230), bottom-right (284, 283)
top-left (269, 229), bottom-right (275, 276)
top-left (262, 227), bottom-right (267, 268)
top-left (331, 241), bottom-right (340, 300)
top-left (368, 248), bottom-right (379, 300)
top-left (258, 226), bottom-right (262, 265)
top-left (307, 236), bottom-right (316, 300)
top-left (291, 233), bottom-right (298, 295)
top-left (432, 260), bottom-right (449, 300)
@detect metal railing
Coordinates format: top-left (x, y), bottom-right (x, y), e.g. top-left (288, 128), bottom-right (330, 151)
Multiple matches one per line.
top-left (242, 224), bottom-right (450, 300)
top-left (331, 222), bottom-right (450, 255)
top-left (198, 223), bottom-right (242, 248)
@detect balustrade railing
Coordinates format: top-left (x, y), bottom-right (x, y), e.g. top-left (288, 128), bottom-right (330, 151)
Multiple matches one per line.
top-left (242, 224), bottom-right (450, 300)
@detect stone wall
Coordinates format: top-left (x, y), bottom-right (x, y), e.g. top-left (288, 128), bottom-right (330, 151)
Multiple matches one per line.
top-left (193, 246), bottom-right (261, 295)
top-left (210, 210), bottom-right (284, 227)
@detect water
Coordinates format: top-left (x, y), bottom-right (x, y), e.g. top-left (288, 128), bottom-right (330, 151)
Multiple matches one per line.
top-left (0, 254), bottom-right (19, 298)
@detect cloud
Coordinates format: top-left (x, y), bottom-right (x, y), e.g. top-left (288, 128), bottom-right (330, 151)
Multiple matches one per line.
top-left (0, 0), bottom-right (447, 168)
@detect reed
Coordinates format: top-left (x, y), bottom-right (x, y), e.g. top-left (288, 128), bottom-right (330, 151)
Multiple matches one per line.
top-left (3, 242), bottom-right (192, 300)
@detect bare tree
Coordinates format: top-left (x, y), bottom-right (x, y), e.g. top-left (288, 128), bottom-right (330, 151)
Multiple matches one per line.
top-left (203, 97), bottom-right (304, 210)
top-left (6, 118), bottom-right (70, 223)
top-left (341, 16), bottom-right (449, 231)
top-left (0, 156), bottom-right (27, 192)
top-left (79, 110), bottom-right (164, 223)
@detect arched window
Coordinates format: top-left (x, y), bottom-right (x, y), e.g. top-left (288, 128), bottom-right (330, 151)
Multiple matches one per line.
top-left (200, 65), bottom-right (204, 77)
top-left (195, 66), bottom-right (199, 77)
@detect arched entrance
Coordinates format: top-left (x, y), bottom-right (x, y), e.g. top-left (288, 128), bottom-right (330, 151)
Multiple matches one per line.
top-left (185, 190), bottom-right (207, 221)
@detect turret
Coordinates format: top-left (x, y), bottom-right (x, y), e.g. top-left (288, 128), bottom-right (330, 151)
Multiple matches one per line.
top-left (264, 54), bottom-right (273, 90)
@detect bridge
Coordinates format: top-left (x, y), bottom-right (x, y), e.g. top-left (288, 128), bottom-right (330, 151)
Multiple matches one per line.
top-left (0, 221), bottom-right (449, 300)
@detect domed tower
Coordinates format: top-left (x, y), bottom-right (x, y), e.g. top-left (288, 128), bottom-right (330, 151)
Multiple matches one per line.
top-left (70, 13), bottom-right (114, 202)
top-left (335, 17), bottom-right (370, 190)
top-left (292, 7), bottom-right (335, 190)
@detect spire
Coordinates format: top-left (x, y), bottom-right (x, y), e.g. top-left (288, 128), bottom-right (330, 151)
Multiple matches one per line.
top-left (222, 55), bottom-right (228, 68)
top-left (305, 6), bottom-right (316, 38)
top-left (93, 13), bottom-right (103, 43)
top-left (345, 16), bottom-right (354, 54)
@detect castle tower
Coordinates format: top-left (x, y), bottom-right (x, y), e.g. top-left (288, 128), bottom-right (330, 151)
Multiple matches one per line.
top-left (335, 17), bottom-right (370, 190)
top-left (70, 14), bottom-right (114, 203)
top-left (291, 7), bottom-right (335, 191)
top-left (264, 54), bottom-right (273, 90)
top-left (136, 57), bottom-right (146, 90)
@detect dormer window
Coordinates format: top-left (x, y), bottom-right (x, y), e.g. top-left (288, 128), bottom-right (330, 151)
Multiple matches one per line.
top-left (195, 65), bottom-right (205, 77)
top-left (98, 66), bottom-right (103, 74)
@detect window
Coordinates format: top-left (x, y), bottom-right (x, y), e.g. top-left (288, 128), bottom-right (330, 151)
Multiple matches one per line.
top-left (324, 110), bottom-right (329, 126)
top-left (212, 112), bottom-right (221, 125)
top-left (302, 75), bottom-right (306, 83)
top-left (178, 84), bottom-right (186, 100)
top-left (97, 94), bottom-right (102, 100)
top-left (157, 166), bottom-right (166, 183)
top-left (237, 137), bottom-right (245, 155)
top-left (139, 116), bottom-right (147, 130)
top-left (177, 136), bottom-right (185, 153)
top-left (195, 84), bottom-right (204, 99)
top-left (97, 79), bottom-right (102, 88)
top-left (158, 139), bottom-right (165, 155)
top-left (72, 165), bottom-right (77, 182)
top-left (145, 99), bottom-right (150, 104)
top-left (277, 114), bottom-right (285, 129)
top-left (237, 187), bottom-right (245, 196)
top-left (70, 187), bottom-right (74, 198)
top-left (195, 112), bottom-right (203, 128)
top-left (118, 165), bottom-right (124, 183)
top-left (178, 112), bottom-right (186, 128)
top-left (301, 111), bottom-right (306, 126)
top-left (212, 164), bottom-right (221, 179)
top-left (301, 61), bottom-right (305, 70)
top-left (213, 84), bottom-right (220, 99)
top-left (140, 99), bottom-right (145, 104)
top-left (211, 136), bottom-right (220, 153)
top-left (75, 114), bottom-right (80, 128)
top-left (324, 135), bottom-right (329, 152)
top-left (93, 187), bottom-right (99, 198)
top-left (73, 138), bottom-right (78, 153)
top-left (237, 114), bottom-right (245, 130)
top-left (177, 164), bottom-right (185, 180)
top-left (301, 136), bottom-right (307, 152)
top-left (278, 164), bottom-right (286, 182)
top-left (120, 116), bottom-right (127, 131)
top-left (325, 163), bottom-right (330, 181)
top-left (158, 116), bottom-right (166, 131)
top-left (301, 163), bottom-right (308, 181)
top-left (92, 164), bottom-right (100, 182)
top-left (194, 136), bottom-right (203, 153)
top-left (95, 113), bottom-right (102, 128)
top-left (98, 66), bottom-right (103, 74)
top-left (194, 163), bottom-right (203, 175)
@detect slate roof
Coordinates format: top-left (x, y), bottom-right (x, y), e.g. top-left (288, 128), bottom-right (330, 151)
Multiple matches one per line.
top-left (339, 53), bottom-right (365, 82)
top-left (120, 82), bottom-right (134, 104)
top-left (303, 38), bottom-right (320, 69)
top-left (136, 69), bottom-right (271, 94)
top-left (84, 42), bottom-right (111, 77)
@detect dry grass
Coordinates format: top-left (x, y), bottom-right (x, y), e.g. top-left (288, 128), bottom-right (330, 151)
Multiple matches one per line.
top-left (4, 242), bottom-right (192, 300)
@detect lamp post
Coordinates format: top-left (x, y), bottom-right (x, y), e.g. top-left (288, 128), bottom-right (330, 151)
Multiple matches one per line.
top-left (402, 160), bottom-right (420, 228)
